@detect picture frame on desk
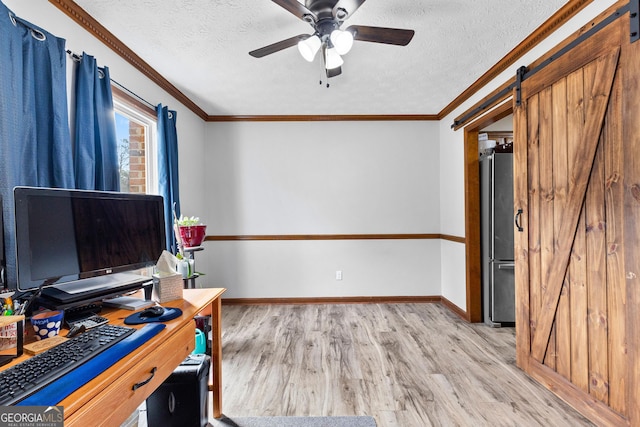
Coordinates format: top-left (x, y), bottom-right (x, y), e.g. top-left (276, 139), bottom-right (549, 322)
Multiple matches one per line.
top-left (0, 315), bottom-right (25, 367)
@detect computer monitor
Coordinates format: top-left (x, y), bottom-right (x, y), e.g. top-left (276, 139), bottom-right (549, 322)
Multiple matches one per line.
top-left (13, 187), bottom-right (166, 304)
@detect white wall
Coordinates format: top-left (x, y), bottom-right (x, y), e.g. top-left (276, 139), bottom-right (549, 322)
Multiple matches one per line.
top-left (204, 239), bottom-right (441, 299)
top-left (437, 0), bottom-right (619, 311)
top-left (201, 121), bottom-right (442, 298)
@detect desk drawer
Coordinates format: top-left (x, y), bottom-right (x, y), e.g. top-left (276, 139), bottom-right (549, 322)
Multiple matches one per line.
top-left (64, 322), bottom-right (195, 427)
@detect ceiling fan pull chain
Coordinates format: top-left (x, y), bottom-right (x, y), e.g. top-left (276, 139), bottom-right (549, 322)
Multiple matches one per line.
top-left (325, 67), bottom-right (330, 88)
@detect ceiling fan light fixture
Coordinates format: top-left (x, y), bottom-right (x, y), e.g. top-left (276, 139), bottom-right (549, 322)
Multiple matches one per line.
top-left (297, 35), bottom-right (321, 62)
top-left (325, 47), bottom-right (343, 70)
top-left (330, 29), bottom-right (354, 55)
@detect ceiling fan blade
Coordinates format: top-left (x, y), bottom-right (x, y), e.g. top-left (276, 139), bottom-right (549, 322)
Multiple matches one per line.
top-left (346, 25), bottom-right (415, 46)
top-left (272, 0), bottom-right (317, 23)
top-left (333, 0), bottom-right (367, 20)
top-left (249, 34), bottom-right (310, 58)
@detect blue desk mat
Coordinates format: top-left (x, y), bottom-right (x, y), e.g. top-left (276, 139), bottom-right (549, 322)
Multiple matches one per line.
top-left (17, 323), bottom-right (166, 406)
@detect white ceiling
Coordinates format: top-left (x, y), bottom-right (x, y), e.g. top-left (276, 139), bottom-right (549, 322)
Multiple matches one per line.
top-left (72, 0), bottom-right (568, 116)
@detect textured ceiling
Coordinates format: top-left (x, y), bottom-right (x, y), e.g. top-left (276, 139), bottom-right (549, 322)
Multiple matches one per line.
top-left (72, 0), bottom-right (568, 116)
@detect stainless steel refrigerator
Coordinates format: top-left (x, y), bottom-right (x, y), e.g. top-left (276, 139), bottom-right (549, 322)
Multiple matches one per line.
top-left (480, 152), bottom-right (515, 327)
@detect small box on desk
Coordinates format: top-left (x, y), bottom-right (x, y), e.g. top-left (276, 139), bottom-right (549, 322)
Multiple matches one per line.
top-left (151, 273), bottom-right (183, 303)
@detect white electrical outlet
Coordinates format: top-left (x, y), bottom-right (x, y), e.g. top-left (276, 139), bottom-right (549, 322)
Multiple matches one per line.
top-left (336, 270), bottom-right (343, 280)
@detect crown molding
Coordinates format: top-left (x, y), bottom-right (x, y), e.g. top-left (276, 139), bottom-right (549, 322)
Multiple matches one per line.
top-left (206, 114), bottom-right (438, 122)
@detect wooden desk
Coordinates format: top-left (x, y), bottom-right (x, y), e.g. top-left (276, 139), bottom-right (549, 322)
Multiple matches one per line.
top-left (3, 288), bottom-right (225, 426)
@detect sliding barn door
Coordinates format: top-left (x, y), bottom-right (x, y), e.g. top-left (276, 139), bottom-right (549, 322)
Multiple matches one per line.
top-left (513, 4), bottom-right (640, 426)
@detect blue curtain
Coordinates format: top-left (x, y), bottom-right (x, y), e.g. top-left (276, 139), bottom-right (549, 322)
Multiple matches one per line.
top-left (157, 104), bottom-right (180, 253)
top-left (0, 2), bottom-right (74, 288)
top-left (74, 53), bottom-right (119, 191)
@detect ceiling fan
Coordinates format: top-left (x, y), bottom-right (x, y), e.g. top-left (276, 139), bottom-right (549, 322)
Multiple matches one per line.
top-left (249, 0), bottom-right (415, 80)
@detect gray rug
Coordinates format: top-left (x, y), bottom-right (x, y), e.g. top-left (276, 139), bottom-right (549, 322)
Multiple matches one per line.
top-left (208, 415), bottom-right (377, 427)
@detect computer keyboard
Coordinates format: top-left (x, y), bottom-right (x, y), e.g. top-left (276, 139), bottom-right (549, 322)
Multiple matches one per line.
top-left (0, 324), bottom-right (135, 406)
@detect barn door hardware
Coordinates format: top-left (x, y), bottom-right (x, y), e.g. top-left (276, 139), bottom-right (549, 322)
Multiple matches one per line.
top-left (631, 0), bottom-right (639, 42)
top-left (452, 2), bottom-right (633, 129)
top-left (515, 209), bottom-right (524, 232)
top-left (515, 66), bottom-right (527, 107)
top-left (451, 81), bottom-right (515, 128)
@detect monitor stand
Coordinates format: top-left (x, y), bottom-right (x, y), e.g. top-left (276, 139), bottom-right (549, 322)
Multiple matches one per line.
top-left (38, 272), bottom-right (152, 310)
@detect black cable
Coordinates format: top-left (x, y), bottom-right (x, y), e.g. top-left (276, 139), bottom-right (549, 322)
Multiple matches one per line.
top-left (16, 279), bottom-right (57, 315)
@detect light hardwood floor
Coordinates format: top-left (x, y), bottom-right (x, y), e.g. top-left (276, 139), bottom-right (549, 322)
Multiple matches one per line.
top-left (214, 303), bottom-right (594, 426)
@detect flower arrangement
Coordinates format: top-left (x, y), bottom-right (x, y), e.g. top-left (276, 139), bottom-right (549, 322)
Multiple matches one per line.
top-left (175, 215), bottom-right (201, 227)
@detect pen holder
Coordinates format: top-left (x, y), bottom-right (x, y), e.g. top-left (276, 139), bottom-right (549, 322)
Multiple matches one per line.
top-left (31, 310), bottom-right (64, 340)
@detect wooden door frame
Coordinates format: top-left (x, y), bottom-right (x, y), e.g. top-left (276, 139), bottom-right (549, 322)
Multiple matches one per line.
top-left (463, 101), bottom-right (514, 322)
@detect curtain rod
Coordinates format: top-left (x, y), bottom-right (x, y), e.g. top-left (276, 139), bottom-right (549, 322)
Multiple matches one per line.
top-left (65, 50), bottom-right (157, 111)
top-left (109, 79), bottom-right (156, 110)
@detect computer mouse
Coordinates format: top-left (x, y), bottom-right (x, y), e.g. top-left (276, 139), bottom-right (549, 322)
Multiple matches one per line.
top-left (140, 306), bottom-right (164, 318)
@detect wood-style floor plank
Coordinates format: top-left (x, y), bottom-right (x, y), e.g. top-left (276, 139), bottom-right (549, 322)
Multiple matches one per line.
top-left (214, 303), bottom-right (594, 426)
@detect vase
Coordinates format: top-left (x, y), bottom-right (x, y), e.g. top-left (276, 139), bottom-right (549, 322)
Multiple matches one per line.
top-left (178, 225), bottom-right (207, 248)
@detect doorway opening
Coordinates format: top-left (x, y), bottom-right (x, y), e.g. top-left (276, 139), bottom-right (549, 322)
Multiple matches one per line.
top-left (463, 101), bottom-right (513, 322)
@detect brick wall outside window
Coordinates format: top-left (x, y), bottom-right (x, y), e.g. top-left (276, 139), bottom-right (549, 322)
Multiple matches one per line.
top-left (127, 121), bottom-right (146, 194)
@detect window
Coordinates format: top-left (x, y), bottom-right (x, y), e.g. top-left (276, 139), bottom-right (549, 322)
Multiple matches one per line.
top-left (112, 91), bottom-right (158, 195)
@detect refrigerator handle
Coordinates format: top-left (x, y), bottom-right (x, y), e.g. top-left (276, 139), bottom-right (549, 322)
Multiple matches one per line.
top-left (515, 208), bottom-right (524, 232)
top-left (498, 263), bottom-right (515, 269)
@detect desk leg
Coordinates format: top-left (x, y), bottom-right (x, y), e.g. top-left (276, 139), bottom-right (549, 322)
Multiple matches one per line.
top-left (210, 297), bottom-right (223, 418)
